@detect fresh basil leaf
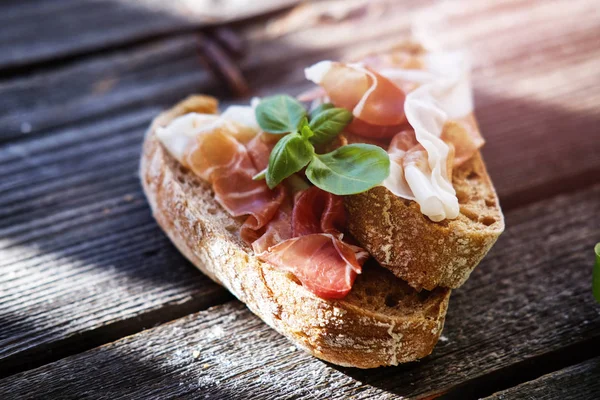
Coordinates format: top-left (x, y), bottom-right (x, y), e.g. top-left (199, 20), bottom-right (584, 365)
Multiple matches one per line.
top-left (309, 107), bottom-right (353, 145)
top-left (266, 133), bottom-right (314, 189)
top-left (305, 144), bottom-right (390, 195)
top-left (594, 243), bottom-right (600, 303)
top-left (255, 95), bottom-right (307, 134)
top-left (309, 103), bottom-right (335, 119)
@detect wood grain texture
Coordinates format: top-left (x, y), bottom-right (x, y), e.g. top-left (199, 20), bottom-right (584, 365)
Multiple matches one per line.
top-left (0, 0), bottom-right (299, 72)
top-left (0, 35), bottom-right (217, 142)
top-left (0, 0), bottom-right (599, 393)
top-left (1, 185), bottom-right (598, 399)
top-left (0, 110), bottom-right (232, 376)
top-left (0, 0), bottom-right (422, 142)
top-left (484, 357), bottom-right (600, 400)
top-left (2, 0), bottom-right (598, 205)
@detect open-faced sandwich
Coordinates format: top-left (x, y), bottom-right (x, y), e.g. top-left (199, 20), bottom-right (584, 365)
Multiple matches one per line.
top-left (140, 42), bottom-right (504, 368)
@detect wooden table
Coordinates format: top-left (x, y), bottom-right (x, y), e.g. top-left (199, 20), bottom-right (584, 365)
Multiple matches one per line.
top-left (1, 1), bottom-right (599, 398)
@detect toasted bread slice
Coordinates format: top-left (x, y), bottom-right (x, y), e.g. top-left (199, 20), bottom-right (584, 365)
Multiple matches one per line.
top-left (140, 96), bottom-right (450, 368)
top-left (345, 150), bottom-right (504, 291)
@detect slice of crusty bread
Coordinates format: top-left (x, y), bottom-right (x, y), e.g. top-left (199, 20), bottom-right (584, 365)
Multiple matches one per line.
top-left (339, 41), bottom-right (504, 291)
top-left (345, 150), bottom-right (505, 291)
top-left (140, 96), bottom-right (450, 368)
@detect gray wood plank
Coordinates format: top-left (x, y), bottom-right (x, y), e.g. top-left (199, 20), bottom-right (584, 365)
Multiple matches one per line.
top-left (0, 0), bottom-right (598, 383)
top-left (0, 34), bottom-right (215, 142)
top-left (484, 357), bottom-right (600, 400)
top-left (0, 0), bottom-right (299, 71)
top-left (0, 184), bottom-right (598, 399)
top-left (0, 109), bottom-right (232, 376)
top-left (2, 0), bottom-right (598, 205)
top-left (0, 0), bottom-right (422, 142)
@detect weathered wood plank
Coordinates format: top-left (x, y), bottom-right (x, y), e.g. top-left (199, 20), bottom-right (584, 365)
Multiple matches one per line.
top-left (0, 0), bottom-right (599, 383)
top-left (2, 0), bottom-right (598, 206)
top-left (1, 185), bottom-right (598, 399)
top-left (0, 1), bottom-right (421, 142)
top-left (0, 110), bottom-right (232, 377)
top-left (0, 34), bottom-right (216, 142)
top-left (484, 357), bottom-right (600, 400)
top-left (0, 0), bottom-right (299, 72)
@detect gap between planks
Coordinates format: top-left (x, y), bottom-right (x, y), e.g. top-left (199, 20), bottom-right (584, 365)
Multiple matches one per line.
top-left (482, 356), bottom-right (600, 400)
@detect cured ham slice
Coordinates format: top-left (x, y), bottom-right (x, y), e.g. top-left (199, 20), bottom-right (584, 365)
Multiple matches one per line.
top-left (305, 61), bottom-right (406, 134)
top-left (292, 186), bottom-right (346, 238)
top-left (212, 170), bottom-right (285, 230)
top-left (185, 128), bottom-right (247, 181)
top-left (361, 52), bottom-right (426, 93)
top-left (246, 131), bottom-right (279, 171)
top-left (256, 233), bottom-right (368, 299)
top-left (345, 117), bottom-right (407, 140)
top-left (185, 126), bottom-right (285, 240)
top-left (383, 130), bottom-right (458, 220)
top-left (382, 130), bottom-right (419, 201)
top-left (254, 185), bottom-right (369, 299)
top-left (297, 86), bottom-right (327, 102)
top-left (250, 200), bottom-right (293, 254)
top-left (158, 102), bottom-right (369, 300)
top-left (441, 114), bottom-right (484, 167)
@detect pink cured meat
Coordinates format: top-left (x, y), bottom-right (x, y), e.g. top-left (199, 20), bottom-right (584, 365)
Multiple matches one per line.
top-left (185, 128), bottom-right (284, 243)
top-left (256, 233), bottom-right (368, 299)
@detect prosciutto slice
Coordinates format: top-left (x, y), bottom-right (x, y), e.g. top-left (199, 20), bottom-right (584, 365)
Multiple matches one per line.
top-left (246, 131), bottom-right (279, 171)
top-left (158, 102), bottom-right (370, 300)
top-left (292, 186), bottom-right (346, 238)
top-left (256, 234), bottom-right (368, 299)
top-left (305, 61), bottom-right (406, 136)
top-left (345, 117), bottom-right (407, 140)
top-left (441, 114), bottom-right (484, 167)
top-left (254, 185), bottom-right (368, 299)
top-left (185, 126), bottom-right (284, 240)
top-left (250, 200), bottom-right (293, 254)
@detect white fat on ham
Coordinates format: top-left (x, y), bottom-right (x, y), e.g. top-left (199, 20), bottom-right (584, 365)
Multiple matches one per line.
top-left (156, 113), bottom-right (221, 163)
top-left (348, 63), bottom-right (379, 118)
top-left (304, 60), bottom-right (333, 83)
top-left (156, 104), bottom-right (259, 164)
top-left (385, 52), bottom-right (472, 221)
top-left (305, 52), bottom-right (473, 222)
top-left (221, 104), bottom-right (260, 131)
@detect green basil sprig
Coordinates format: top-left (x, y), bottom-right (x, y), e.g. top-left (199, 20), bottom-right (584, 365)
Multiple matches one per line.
top-left (265, 133), bottom-right (314, 189)
top-left (306, 144), bottom-right (390, 195)
top-left (309, 103), bottom-right (334, 119)
top-left (255, 95), bottom-right (306, 134)
top-left (594, 243), bottom-right (600, 303)
top-left (254, 95), bottom-right (390, 195)
top-left (309, 108), bottom-right (354, 145)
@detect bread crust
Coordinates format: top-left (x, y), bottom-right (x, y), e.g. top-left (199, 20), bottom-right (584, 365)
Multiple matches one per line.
top-left (140, 96), bottom-right (450, 368)
top-left (345, 151), bottom-right (505, 291)
top-left (341, 41), bottom-right (505, 291)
